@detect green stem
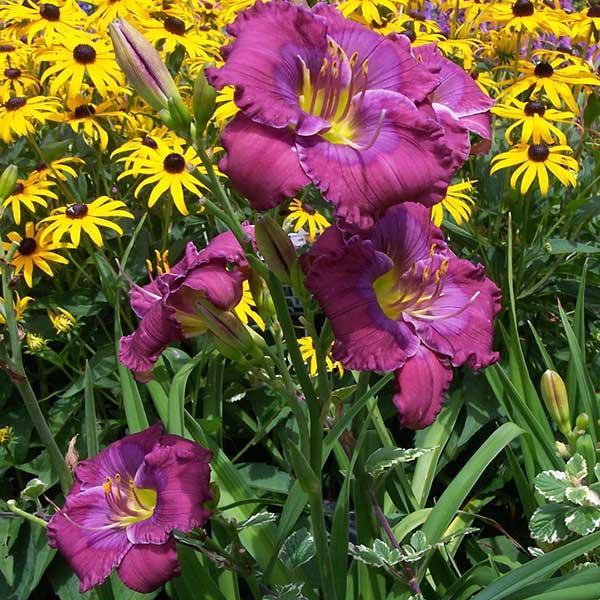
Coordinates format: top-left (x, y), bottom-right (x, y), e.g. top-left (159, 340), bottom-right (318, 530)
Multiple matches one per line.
top-left (6, 500), bottom-right (47, 528)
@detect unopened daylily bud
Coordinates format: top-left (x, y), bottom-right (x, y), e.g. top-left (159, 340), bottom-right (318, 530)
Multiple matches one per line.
top-left (248, 269), bottom-right (275, 322)
top-left (192, 64), bottom-right (217, 135)
top-left (255, 216), bottom-right (297, 283)
top-left (0, 165), bottom-right (17, 202)
top-left (196, 300), bottom-right (253, 360)
top-left (108, 19), bottom-right (190, 127)
top-left (540, 370), bottom-right (571, 434)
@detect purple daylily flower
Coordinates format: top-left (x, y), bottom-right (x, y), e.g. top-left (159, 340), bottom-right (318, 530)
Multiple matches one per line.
top-left (414, 43), bottom-right (495, 166)
top-left (304, 203), bottom-right (501, 428)
top-left (47, 423), bottom-right (212, 593)
top-left (206, 1), bottom-right (460, 229)
top-left (119, 228), bottom-right (253, 380)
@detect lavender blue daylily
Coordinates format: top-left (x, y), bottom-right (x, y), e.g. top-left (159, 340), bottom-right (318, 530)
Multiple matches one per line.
top-left (206, 1), bottom-right (459, 229)
top-left (47, 423), bottom-right (212, 593)
top-left (119, 228), bottom-right (253, 380)
top-left (304, 203), bottom-right (501, 428)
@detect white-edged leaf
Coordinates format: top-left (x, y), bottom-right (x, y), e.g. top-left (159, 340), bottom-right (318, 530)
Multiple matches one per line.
top-left (278, 527), bottom-right (315, 570)
top-left (565, 507), bottom-right (600, 536)
top-left (530, 504), bottom-right (571, 543)
top-left (528, 546), bottom-right (545, 558)
top-left (534, 470), bottom-right (570, 502)
top-left (349, 543), bottom-right (386, 567)
top-left (264, 583), bottom-right (308, 600)
top-left (594, 463), bottom-right (600, 482)
top-left (365, 447), bottom-right (435, 477)
top-left (565, 485), bottom-right (600, 507)
top-left (372, 538), bottom-right (393, 561)
top-left (410, 530), bottom-right (428, 552)
top-left (235, 511), bottom-right (277, 531)
top-left (566, 454), bottom-right (587, 481)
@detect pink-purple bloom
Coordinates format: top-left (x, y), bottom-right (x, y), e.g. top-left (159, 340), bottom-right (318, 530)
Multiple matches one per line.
top-left (119, 228), bottom-right (253, 380)
top-left (304, 203), bottom-right (501, 428)
top-left (47, 423), bottom-right (212, 593)
top-left (206, 2), bottom-right (463, 229)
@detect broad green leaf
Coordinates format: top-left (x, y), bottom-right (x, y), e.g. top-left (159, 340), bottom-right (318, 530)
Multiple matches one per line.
top-left (544, 239), bottom-right (600, 255)
top-left (0, 517), bottom-right (21, 587)
top-left (365, 447), bottom-right (434, 477)
top-left (529, 504), bottom-right (571, 543)
top-left (564, 506), bottom-right (600, 536)
top-left (279, 528), bottom-right (316, 570)
top-left (168, 356), bottom-right (202, 436)
top-left (169, 546), bottom-right (226, 600)
top-left (534, 471), bottom-right (570, 502)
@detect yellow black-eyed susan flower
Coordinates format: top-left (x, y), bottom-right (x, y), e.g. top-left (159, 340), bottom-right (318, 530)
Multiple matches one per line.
top-left (32, 157), bottom-right (84, 182)
top-left (490, 143), bottom-right (578, 195)
top-left (86, 0), bottom-right (152, 29)
top-left (47, 306), bottom-right (76, 333)
top-left (40, 196), bottom-right (134, 247)
top-left (2, 174), bottom-right (58, 225)
top-left (284, 199), bottom-right (330, 242)
top-left (0, 95), bottom-right (61, 143)
top-left (26, 332), bottom-right (47, 352)
top-left (234, 281), bottom-right (265, 331)
top-left (0, 292), bottom-right (33, 325)
top-left (0, 65), bottom-right (39, 101)
top-left (431, 180), bottom-right (476, 227)
top-left (298, 336), bottom-right (343, 377)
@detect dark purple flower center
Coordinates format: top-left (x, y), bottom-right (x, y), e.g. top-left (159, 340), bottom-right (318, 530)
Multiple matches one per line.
top-left (13, 182), bottom-right (25, 194)
top-left (470, 70), bottom-right (480, 80)
top-left (4, 96), bottom-right (27, 111)
top-left (36, 162), bottom-right (47, 171)
top-left (73, 44), bottom-right (96, 65)
top-left (524, 100), bottom-right (546, 116)
top-left (512, 0), bottom-right (535, 16)
top-left (534, 61), bottom-right (554, 78)
top-left (588, 4), bottom-right (600, 17)
top-left (65, 203), bottom-right (89, 219)
top-left (0, 44), bottom-right (15, 53)
top-left (40, 3), bottom-right (60, 21)
top-left (18, 237), bottom-right (37, 256)
top-left (528, 143), bottom-right (550, 161)
top-left (142, 136), bottom-right (158, 149)
top-left (4, 67), bottom-right (21, 80)
top-left (163, 153), bottom-right (186, 173)
top-left (74, 104), bottom-right (96, 118)
top-left (302, 203), bottom-right (316, 215)
top-left (164, 16), bottom-right (186, 35)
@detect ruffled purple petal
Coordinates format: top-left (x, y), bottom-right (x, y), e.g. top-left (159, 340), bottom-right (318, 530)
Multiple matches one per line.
top-left (393, 345), bottom-right (453, 429)
top-left (126, 436), bottom-right (212, 544)
top-left (117, 537), bottom-right (180, 593)
top-left (305, 234), bottom-right (419, 370)
top-left (415, 44), bottom-right (494, 120)
top-left (206, 1), bottom-right (328, 134)
top-left (313, 4), bottom-right (439, 103)
top-left (370, 203), bottom-right (446, 274)
top-left (74, 423), bottom-right (164, 489)
top-left (47, 488), bottom-right (132, 592)
top-left (432, 107), bottom-right (472, 170)
top-left (297, 90), bottom-right (454, 229)
top-left (194, 227), bottom-right (254, 267)
top-left (460, 111), bottom-right (493, 140)
top-left (220, 114), bottom-right (310, 211)
top-left (403, 258), bottom-right (501, 369)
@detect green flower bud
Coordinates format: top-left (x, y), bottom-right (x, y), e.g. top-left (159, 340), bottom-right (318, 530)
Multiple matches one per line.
top-left (555, 441), bottom-right (570, 459)
top-left (192, 64), bottom-right (217, 136)
top-left (255, 216), bottom-right (297, 283)
top-left (0, 165), bottom-right (18, 202)
top-left (540, 370), bottom-right (571, 434)
top-left (575, 412), bottom-right (590, 432)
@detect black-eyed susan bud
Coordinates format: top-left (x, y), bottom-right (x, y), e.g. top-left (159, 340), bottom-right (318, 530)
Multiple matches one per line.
top-left (0, 425), bottom-right (14, 447)
top-left (192, 64), bottom-right (217, 135)
top-left (255, 216), bottom-right (297, 283)
top-left (540, 370), bottom-right (571, 434)
top-left (109, 19), bottom-right (190, 128)
top-left (0, 165), bottom-right (17, 202)
top-left (196, 300), bottom-right (253, 361)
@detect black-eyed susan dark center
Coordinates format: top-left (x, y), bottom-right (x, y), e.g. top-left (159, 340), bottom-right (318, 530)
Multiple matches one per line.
top-left (5, 97), bottom-right (27, 111)
top-left (18, 237), bottom-right (38, 256)
top-left (73, 44), bottom-right (96, 65)
top-left (142, 136), bottom-right (158, 149)
top-left (4, 67), bottom-right (21, 80)
top-left (524, 100), bottom-right (546, 116)
top-left (528, 143), bottom-right (550, 162)
top-left (401, 28), bottom-right (417, 42)
top-left (66, 203), bottom-right (89, 219)
top-left (13, 182), bottom-right (25, 194)
top-left (164, 16), bottom-right (186, 35)
top-left (302, 203), bottom-right (316, 215)
top-left (40, 3), bottom-right (61, 21)
top-left (534, 61), bottom-right (554, 78)
top-left (588, 4), bottom-right (600, 17)
top-left (74, 104), bottom-right (96, 118)
top-left (0, 45), bottom-right (15, 53)
top-left (512, 0), bottom-right (534, 16)
top-left (163, 153), bottom-right (186, 174)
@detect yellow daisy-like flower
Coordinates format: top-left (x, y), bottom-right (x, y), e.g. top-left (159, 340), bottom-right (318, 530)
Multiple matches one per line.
top-left (40, 196), bottom-right (134, 247)
top-left (38, 37), bottom-right (124, 99)
top-left (490, 143), bottom-right (578, 196)
top-left (111, 127), bottom-right (183, 170)
top-left (298, 336), bottom-right (343, 377)
top-left (431, 180), bottom-right (476, 227)
top-left (234, 281), bottom-right (265, 331)
top-left (338, 0), bottom-right (402, 26)
top-left (0, 0), bottom-right (86, 46)
top-left (86, 0), bottom-right (152, 30)
top-left (2, 174), bottom-right (58, 225)
top-left (569, 6), bottom-right (600, 42)
top-left (26, 332), bottom-right (47, 352)
top-left (284, 199), bottom-right (330, 242)
top-left (218, 0), bottom-right (259, 25)
top-left (505, 57), bottom-right (600, 113)
top-left (0, 65), bottom-right (39, 101)
top-left (116, 138), bottom-right (207, 215)
top-left (47, 307), bottom-right (77, 333)
top-left (492, 99), bottom-right (574, 145)
top-left (49, 94), bottom-right (133, 150)
top-left (0, 425), bottom-right (14, 446)
top-left (212, 86), bottom-right (239, 127)
top-left (31, 156), bottom-right (84, 182)
top-left (0, 95), bottom-right (61, 143)
top-left (0, 40), bottom-right (30, 65)
top-left (3, 222), bottom-right (70, 288)
top-left (0, 292), bottom-right (33, 325)
top-left (134, 14), bottom-right (223, 61)
top-left (470, 70), bottom-right (501, 97)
